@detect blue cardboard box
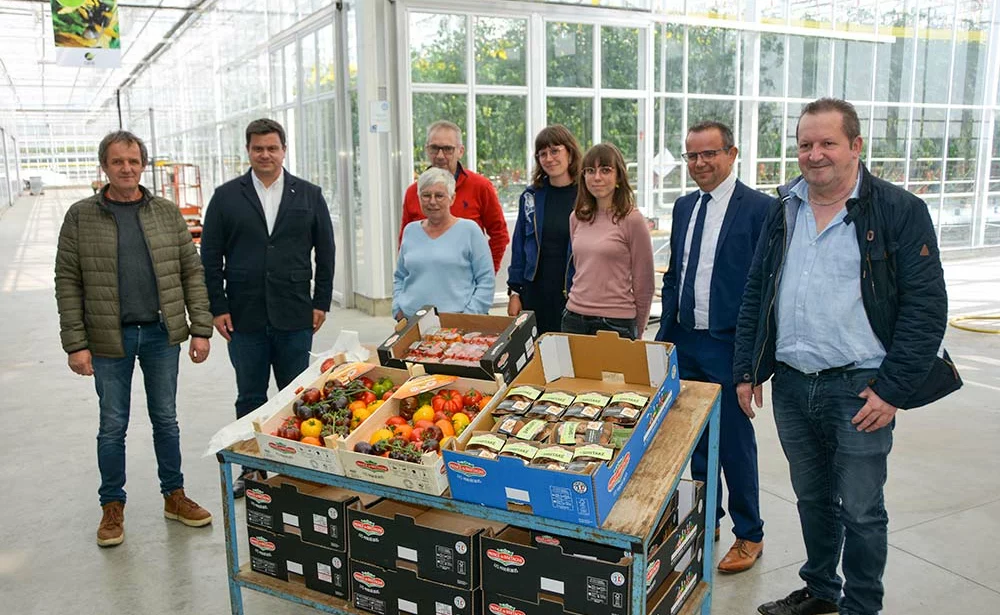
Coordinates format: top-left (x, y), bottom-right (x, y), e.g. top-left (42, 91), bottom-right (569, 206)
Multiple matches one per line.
top-left (442, 332), bottom-right (681, 527)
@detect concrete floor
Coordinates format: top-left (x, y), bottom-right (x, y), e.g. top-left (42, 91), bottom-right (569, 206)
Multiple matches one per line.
top-left (0, 188), bottom-right (997, 615)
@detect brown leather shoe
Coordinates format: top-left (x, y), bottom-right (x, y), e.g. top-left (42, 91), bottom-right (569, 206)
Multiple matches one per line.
top-left (97, 501), bottom-right (125, 547)
top-left (718, 538), bottom-right (763, 573)
top-left (163, 489), bottom-right (212, 527)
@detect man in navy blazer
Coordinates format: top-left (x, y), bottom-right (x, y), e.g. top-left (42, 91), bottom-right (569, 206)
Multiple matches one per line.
top-left (656, 121), bottom-right (772, 573)
top-left (201, 118), bottom-right (335, 495)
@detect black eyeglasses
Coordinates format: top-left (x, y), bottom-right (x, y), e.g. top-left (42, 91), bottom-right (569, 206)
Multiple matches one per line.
top-left (426, 144), bottom-right (457, 155)
top-left (681, 148), bottom-right (730, 162)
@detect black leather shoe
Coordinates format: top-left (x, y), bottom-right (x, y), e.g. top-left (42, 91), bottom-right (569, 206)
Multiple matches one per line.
top-left (758, 588), bottom-right (839, 615)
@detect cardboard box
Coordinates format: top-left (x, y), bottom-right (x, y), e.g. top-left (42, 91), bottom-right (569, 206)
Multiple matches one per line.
top-left (352, 560), bottom-right (480, 615)
top-left (443, 332), bottom-right (681, 526)
top-left (247, 528), bottom-right (351, 599)
top-left (252, 361), bottom-right (412, 475)
top-left (338, 373), bottom-right (503, 495)
top-left (481, 526), bottom-right (633, 615)
top-left (647, 532), bottom-right (705, 615)
top-left (377, 306), bottom-right (538, 384)
top-left (645, 480), bottom-right (705, 596)
top-left (348, 499), bottom-right (505, 588)
top-left (245, 474), bottom-right (364, 551)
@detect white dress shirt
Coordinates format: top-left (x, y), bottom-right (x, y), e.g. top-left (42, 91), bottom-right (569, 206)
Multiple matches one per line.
top-left (252, 169), bottom-right (284, 235)
top-left (678, 171), bottom-right (737, 329)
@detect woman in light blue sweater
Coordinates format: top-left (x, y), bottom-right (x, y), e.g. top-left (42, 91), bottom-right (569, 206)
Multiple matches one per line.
top-left (393, 167), bottom-right (495, 320)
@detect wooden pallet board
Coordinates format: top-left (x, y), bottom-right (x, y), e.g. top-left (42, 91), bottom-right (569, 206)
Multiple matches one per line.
top-left (602, 380), bottom-right (720, 539)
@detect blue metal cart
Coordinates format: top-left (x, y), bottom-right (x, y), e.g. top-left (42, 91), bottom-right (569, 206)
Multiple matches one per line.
top-left (216, 380), bottom-right (722, 615)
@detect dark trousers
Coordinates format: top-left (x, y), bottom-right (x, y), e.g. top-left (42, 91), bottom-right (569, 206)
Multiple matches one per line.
top-left (92, 323), bottom-right (182, 505)
top-left (772, 363), bottom-right (891, 615)
top-left (671, 327), bottom-right (764, 542)
top-left (560, 309), bottom-right (637, 340)
top-left (227, 326), bottom-right (313, 419)
top-left (520, 280), bottom-right (566, 335)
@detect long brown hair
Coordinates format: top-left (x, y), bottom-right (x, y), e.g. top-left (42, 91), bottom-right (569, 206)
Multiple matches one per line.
top-left (574, 143), bottom-right (634, 224)
top-left (531, 125), bottom-right (583, 188)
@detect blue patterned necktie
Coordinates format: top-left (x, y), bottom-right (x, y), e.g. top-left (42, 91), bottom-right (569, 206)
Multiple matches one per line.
top-left (679, 192), bottom-right (712, 330)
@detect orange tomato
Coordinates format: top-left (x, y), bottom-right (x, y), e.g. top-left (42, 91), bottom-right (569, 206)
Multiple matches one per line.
top-left (435, 419), bottom-right (456, 438)
top-left (349, 400), bottom-right (368, 413)
top-left (392, 423), bottom-right (413, 441)
top-left (300, 436), bottom-right (323, 446)
top-left (478, 395), bottom-right (492, 410)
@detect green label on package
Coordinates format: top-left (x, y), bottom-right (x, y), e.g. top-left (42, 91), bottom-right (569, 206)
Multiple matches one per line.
top-left (467, 433), bottom-right (506, 452)
top-left (515, 419), bottom-right (548, 441)
top-left (506, 386), bottom-right (543, 400)
top-left (534, 446), bottom-right (573, 463)
top-left (574, 392), bottom-right (611, 406)
top-left (573, 444), bottom-right (614, 461)
top-left (538, 391), bottom-right (574, 406)
top-left (557, 422), bottom-right (579, 445)
top-left (501, 441), bottom-right (539, 459)
top-left (610, 392), bottom-right (649, 407)
top-left (610, 426), bottom-right (634, 449)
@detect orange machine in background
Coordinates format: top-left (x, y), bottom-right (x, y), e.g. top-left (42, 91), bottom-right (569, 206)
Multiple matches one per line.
top-left (155, 162), bottom-right (203, 245)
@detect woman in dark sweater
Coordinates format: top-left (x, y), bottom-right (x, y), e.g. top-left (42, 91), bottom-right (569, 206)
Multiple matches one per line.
top-left (506, 125), bottom-right (583, 334)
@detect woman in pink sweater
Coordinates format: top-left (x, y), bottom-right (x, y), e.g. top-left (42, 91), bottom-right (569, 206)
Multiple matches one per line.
top-left (561, 143), bottom-right (655, 340)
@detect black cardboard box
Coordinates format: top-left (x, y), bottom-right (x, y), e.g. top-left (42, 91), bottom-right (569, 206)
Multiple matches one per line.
top-left (647, 531), bottom-right (705, 615)
top-left (352, 560), bottom-right (480, 615)
top-left (481, 526), bottom-right (632, 615)
top-left (246, 474), bottom-right (363, 551)
top-left (348, 499), bottom-right (505, 588)
top-left (528, 489), bottom-right (677, 564)
top-left (645, 480), bottom-right (705, 596)
top-left (247, 528), bottom-right (350, 599)
top-left (377, 306), bottom-right (538, 384)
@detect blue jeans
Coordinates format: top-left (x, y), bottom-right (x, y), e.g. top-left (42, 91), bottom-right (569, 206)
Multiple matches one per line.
top-left (772, 363), bottom-right (893, 615)
top-left (560, 309), bottom-right (637, 340)
top-left (227, 327), bottom-right (313, 419)
top-left (92, 323), bottom-right (183, 506)
top-left (672, 328), bottom-right (763, 543)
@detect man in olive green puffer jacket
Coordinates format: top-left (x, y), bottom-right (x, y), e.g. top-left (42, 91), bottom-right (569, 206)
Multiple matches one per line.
top-left (54, 131), bottom-right (215, 548)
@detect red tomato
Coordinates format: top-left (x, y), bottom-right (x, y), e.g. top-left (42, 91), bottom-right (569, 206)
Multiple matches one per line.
top-left (359, 376), bottom-right (375, 390)
top-left (463, 389), bottom-right (483, 408)
top-left (355, 391), bottom-right (376, 405)
top-left (413, 419), bottom-right (435, 430)
top-left (386, 416), bottom-right (407, 427)
top-left (410, 427), bottom-right (426, 442)
top-left (432, 390), bottom-right (463, 414)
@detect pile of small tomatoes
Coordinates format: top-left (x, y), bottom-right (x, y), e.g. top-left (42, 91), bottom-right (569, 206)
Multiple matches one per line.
top-left (353, 388), bottom-right (492, 463)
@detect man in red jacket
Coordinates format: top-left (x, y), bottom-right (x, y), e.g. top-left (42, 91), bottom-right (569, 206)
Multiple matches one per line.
top-left (399, 120), bottom-right (509, 272)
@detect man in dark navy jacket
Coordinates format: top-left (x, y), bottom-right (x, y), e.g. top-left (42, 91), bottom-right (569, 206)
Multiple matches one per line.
top-left (201, 118), bottom-right (335, 495)
top-left (655, 121), bottom-right (772, 573)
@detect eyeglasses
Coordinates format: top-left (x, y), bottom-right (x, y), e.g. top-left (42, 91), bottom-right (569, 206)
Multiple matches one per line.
top-left (582, 166), bottom-right (615, 177)
top-left (535, 145), bottom-right (566, 160)
top-left (681, 148), bottom-right (730, 163)
top-left (425, 144), bottom-right (457, 155)
top-left (419, 191), bottom-right (451, 202)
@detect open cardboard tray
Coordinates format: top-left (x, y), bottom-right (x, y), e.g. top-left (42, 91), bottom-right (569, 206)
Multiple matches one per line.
top-left (377, 305), bottom-right (538, 385)
top-left (337, 373), bottom-right (504, 495)
top-left (442, 331), bottom-right (681, 527)
top-left (252, 361), bottom-right (414, 475)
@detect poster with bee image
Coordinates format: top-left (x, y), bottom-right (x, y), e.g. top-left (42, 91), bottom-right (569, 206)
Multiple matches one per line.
top-left (51, 0), bottom-right (121, 68)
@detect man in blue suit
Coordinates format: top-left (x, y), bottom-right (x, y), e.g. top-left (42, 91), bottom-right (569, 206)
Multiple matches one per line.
top-left (656, 121), bottom-right (772, 573)
top-left (201, 118), bottom-right (336, 496)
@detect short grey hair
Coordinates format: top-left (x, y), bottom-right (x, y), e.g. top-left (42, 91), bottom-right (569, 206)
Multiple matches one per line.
top-left (417, 167), bottom-right (456, 198)
top-left (99, 131), bottom-right (148, 167)
top-left (425, 120), bottom-right (463, 146)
